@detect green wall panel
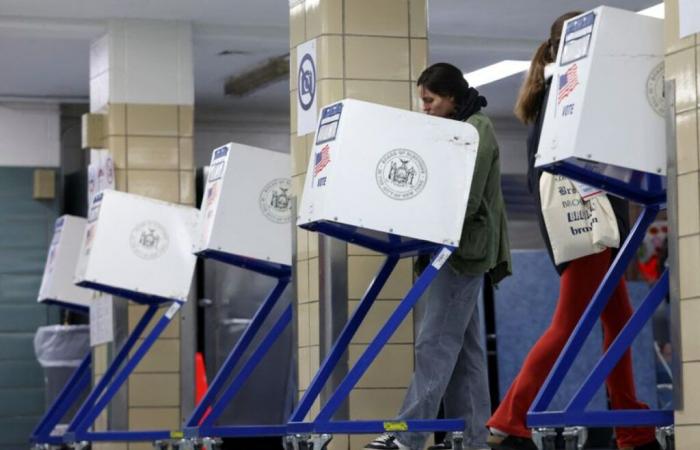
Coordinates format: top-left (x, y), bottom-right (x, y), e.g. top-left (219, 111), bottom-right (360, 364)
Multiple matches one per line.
top-left (0, 168), bottom-right (58, 448)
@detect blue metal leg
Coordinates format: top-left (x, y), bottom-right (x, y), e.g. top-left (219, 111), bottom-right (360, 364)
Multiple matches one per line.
top-left (314, 247), bottom-right (454, 423)
top-left (68, 302), bottom-right (182, 442)
top-left (194, 425), bottom-right (288, 438)
top-left (289, 255), bottom-right (400, 424)
top-left (186, 277), bottom-right (290, 427)
top-left (31, 352), bottom-right (92, 443)
top-left (79, 430), bottom-right (171, 442)
top-left (565, 270), bottom-right (670, 411)
top-left (526, 409), bottom-right (674, 427)
top-left (66, 304), bottom-right (158, 436)
top-left (313, 419), bottom-right (467, 434)
top-left (199, 304), bottom-right (294, 431)
top-left (529, 205), bottom-right (659, 413)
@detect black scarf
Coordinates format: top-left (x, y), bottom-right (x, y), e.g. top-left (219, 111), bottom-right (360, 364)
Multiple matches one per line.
top-left (451, 86), bottom-right (488, 122)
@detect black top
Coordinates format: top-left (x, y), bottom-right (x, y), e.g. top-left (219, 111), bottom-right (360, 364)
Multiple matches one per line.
top-left (526, 78), bottom-right (631, 275)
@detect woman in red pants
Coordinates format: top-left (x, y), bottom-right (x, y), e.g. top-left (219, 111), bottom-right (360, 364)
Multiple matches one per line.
top-left (485, 11), bottom-right (660, 450)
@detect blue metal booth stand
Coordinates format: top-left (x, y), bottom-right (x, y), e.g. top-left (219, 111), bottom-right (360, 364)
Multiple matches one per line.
top-left (525, 164), bottom-right (674, 449)
top-left (61, 290), bottom-right (186, 449)
top-left (179, 252), bottom-right (292, 450)
top-left (285, 223), bottom-right (467, 450)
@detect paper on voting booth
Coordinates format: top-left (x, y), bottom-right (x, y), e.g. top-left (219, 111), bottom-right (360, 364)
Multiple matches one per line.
top-left (74, 190), bottom-right (199, 303)
top-left (87, 149), bottom-right (115, 208)
top-left (38, 215), bottom-right (95, 310)
top-left (195, 142), bottom-right (292, 266)
top-left (536, 7), bottom-right (665, 178)
top-left (298, 98), bottom-right (479, 246)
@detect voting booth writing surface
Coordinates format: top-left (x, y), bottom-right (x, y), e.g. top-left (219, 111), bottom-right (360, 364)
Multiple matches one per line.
top-left (195, 142), bottom-right (292, 270)
top-left (74, 189), bottom-right (198, 304)
top-left (298, 98), bottom-right (478, 250)
top-left (286, 99), bottom-right (479, 444)
top-left (38, 215), bottom-right (94, 311)
top-left (535, 6), bottom-right (665, 203)
top-left (526, 7), bottom-right (673, 433)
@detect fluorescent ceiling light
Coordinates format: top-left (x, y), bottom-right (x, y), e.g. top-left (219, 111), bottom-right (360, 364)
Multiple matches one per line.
top-left (638, 3), bottom-right (664, 18)
top-left (463, 60), bottom-right (530, 87)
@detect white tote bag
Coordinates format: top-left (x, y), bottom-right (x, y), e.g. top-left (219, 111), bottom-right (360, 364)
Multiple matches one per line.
top-left (540, 173), bottom-right (620, 265)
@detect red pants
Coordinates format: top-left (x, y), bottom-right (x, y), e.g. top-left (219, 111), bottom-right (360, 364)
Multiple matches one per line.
top-left (486, 249), bottom-right (656, 449)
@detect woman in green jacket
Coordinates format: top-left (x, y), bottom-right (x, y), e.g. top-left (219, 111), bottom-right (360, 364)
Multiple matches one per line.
top-left (365, 63), bottom-right (511, 450)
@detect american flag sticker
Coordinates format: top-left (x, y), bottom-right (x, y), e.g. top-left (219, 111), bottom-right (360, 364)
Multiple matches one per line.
top-left (313, 144), bottom-right (331, 176)
top-left (558, 64), bottom-right (579, 104)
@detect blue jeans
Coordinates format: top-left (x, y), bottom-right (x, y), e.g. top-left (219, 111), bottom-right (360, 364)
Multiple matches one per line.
top-left (395, 265), bottom-right (490, 450)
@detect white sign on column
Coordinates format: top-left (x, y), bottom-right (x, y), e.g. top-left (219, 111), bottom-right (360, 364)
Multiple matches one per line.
top-left (89, 294), bottom-right (114, 346)
top-left (680, 0), bottom-right (700, 38)
top-left (88, 149), bottom-right (115, 207)
top-left (296, 39), bottom-right (318, 136)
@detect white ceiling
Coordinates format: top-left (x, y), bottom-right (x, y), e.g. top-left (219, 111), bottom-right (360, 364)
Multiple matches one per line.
top-left (0, 0), bottom-right (659, 118)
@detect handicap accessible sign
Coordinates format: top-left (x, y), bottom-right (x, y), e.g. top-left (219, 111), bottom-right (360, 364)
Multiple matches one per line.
top-left (297, 38), bottom-right (317, 136)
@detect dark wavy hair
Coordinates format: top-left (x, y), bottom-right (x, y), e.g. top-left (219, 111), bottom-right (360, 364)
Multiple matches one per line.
top-left (417, 63), bottom-right (472, 104)
top-left (417, 62), bottom-right (487, 119)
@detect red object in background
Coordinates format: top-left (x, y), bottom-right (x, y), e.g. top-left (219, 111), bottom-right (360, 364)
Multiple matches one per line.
top-left (195, 352), bottom-right (212, 424)
top-left (636, 221), bottom-right (667, 283)
top-left (638, 253), bottom-right (660, 282)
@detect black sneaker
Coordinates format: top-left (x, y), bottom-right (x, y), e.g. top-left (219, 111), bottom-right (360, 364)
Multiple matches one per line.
top-left (427, 441), bottom-right (451, 450)
top-left (364, 434), bottom-right (409, 450)
top-left (486, 434), bottom-right (538, 450)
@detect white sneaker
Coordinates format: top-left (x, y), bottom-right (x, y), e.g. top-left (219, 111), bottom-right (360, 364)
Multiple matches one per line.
top-left (364, 434), bottom-right (410, 450)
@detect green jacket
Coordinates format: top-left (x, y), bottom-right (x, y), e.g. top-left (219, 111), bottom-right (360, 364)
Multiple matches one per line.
top-left (448, 112), bottom-right (512, 285)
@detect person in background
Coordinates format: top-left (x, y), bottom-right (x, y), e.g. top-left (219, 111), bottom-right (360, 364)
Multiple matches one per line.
top-left (484, 12), bottom-right (660, 450)
top-left (364, 62), bottom-right (511, 450)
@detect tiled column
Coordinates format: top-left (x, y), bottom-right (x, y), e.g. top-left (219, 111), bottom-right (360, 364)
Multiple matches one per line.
top-left (664, 1), bottom-right (700, 449)
top-left (86, 19), bottom-right (194, 450)
top-left (289, 2), bottom-right (427, 450)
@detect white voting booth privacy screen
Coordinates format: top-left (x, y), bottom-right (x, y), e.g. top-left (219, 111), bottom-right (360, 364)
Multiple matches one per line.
top-left (195, 143), bottom-right (292, 266)
top-left (38, 215), bottom-right (94, 309)
top-left (75, 190), bottom-right (199, 303)
top-left (536, 7), bottom-right (665, 179)
top-left (298, 99), bottom-right (478, 246)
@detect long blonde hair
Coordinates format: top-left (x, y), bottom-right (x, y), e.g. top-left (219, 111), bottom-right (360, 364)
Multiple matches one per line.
top-left (514, 11), bottom-right (582, 124)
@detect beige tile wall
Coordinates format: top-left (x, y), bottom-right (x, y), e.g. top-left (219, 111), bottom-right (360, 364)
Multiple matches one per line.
top-left (666, 1), bottom-right (700, 448)
top-left (90, 101), bottom-right (194, 448)
top-left (290, 2), bottom-right (427, 450)
top-left (102, 103), bottom-right (196, 205)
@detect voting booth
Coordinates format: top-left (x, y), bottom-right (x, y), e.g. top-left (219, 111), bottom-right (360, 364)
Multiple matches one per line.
top-left (38, 215), bottom-right (94, 311)
top-left (31, 216), bottom-right (95, 448)
top-left (286, 99), bottom-right (479, 449)
top-left (64, 190), bottom-right (199, 446)
top-left (182, 143), bottom-right (293, 444)
top-left (195, 142), bottom-right (292, 270)
top-left (526, 7), bottom-right (673, 440)
top-left (75, 190), bottom-right (198, 303)
top-left (298, 98), bottom-right (477, 248)
top-left (535, 6), bottom-right (665, 203)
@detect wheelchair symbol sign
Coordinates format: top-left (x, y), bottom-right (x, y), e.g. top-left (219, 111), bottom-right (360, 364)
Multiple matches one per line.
top-left (298, 53), bottom-right (316, 111)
